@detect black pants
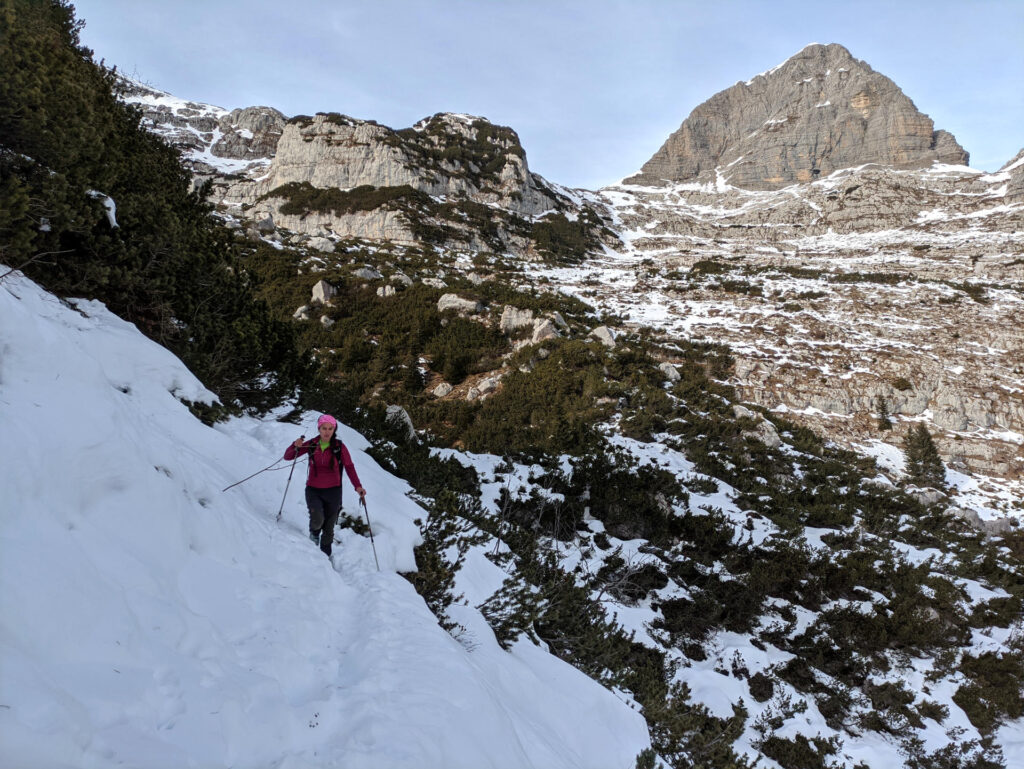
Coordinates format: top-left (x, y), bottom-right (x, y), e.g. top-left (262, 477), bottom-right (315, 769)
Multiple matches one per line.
top-left (306, 486), bottom-right (342, 556)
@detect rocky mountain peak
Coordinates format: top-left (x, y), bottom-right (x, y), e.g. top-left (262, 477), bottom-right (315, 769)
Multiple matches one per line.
top-left (626, 42), bottom-right (969, 190)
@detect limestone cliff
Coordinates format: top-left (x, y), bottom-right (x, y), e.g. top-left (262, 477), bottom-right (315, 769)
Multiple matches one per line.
top-left (229, 112), bottom-right (581, 253)
top-left (257, 112), bottom-right (556, 216)
top-left (119, 79), bottom-right (608, 258)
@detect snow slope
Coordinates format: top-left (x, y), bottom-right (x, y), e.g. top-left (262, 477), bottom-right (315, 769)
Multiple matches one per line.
top-left (0, 271), bottom-right (649, 769)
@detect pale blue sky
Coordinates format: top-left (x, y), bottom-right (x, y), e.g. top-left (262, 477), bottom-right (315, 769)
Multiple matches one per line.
top-left (74, 0), bottom-right (1024, 188)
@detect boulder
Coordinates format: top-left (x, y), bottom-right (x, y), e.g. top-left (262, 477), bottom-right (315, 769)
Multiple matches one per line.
top-left (377, 285), bottom-right (397, 298)
top-left (438, 294), bottom-right (483, 314)
top-left (949, 506), bottom-right (1016, 536)
top-left (311, 279), bottom-right (336, 304)
top-left (307, 236), bottom-right (335, 253)
top-left (255, 214), bottom-right (276, 233)
top-left (391, 272), bottom-right (414, 287)
top-left (386, 405), bottom-right (416, 441)
top-left (320, 315), bottom-right (334, 328)
top-left (500, 306), bottom-right (535, 334)
top-left (353, 267), bottom-right (383, 280)
top-left (477, 375), bottom-right (502, 395)
top-left (750, 420), bottom-right (782, 449)
top-left (531, 318), bottom-right (559, 343)
top-left (422, 277), bottom-right (448, 289)
top-left (432, 382), bottom-right (453, 398)
top-left (659, 362), bottom-right (681, 382)
top-left (910, 488), bottom-right (946, 506)
top-left (590, 326), bottom-right (617, 348)
top-left (293, 305), bottom-right (311, 320)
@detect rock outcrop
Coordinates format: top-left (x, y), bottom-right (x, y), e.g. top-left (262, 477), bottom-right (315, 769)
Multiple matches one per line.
top-left (211, 106), bottom-right (286, 160)
top-left (118, 76), bottom-right (283, 179)
top-left (626, 44), bottom-right (968, 190)
top-left (253, 112), bottom-right (556, 216)
top-left (122, 81), bottom-right (613, 260)
top-left (437, 294), bottom-right (483, 315)
top-left (1000, 148), bottom-right (1024, 202)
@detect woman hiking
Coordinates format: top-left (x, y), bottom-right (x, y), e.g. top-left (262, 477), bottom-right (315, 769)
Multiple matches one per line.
top-left (284, 414), bottom-right (366, 558)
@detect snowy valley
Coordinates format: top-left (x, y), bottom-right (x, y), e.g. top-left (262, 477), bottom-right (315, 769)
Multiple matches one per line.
top-left (3, 9), bottom-right (1024, 769)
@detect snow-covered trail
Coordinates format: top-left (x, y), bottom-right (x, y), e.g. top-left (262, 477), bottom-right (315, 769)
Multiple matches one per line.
top-left (0, 271), bottom-right (648, 769)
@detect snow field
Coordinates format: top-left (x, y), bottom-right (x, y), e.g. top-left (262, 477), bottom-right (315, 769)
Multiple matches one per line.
top-left (0, 271), bottom-right (649, 769)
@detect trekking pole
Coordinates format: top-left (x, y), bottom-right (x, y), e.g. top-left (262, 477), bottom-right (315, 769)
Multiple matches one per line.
top-left (223, 458), bottom-right (288, 492)
top-left (360, 497), bottom-right (381, 571)
top-left (276, 435), bottom-right (304, 522)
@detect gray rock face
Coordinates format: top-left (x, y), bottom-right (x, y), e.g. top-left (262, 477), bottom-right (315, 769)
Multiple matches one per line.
top-left (211, 106), bottom-right (286, 160)
top-left (121, 79), bottom-right (612, 258)
top-left (627, 44), bottom-right (968, 190)
top-left (117, 77), bottom-right (281, 183)
top-left (1001, 148), bottom-right (1024, 202)
top-left (586, 154), bottom-right (1023, 486)
top-left (262, 112), bottom-right (557, 217)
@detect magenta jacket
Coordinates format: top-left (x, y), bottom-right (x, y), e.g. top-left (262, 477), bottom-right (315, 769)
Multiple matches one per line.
top-left (284, 438), bottom-right (363, 490)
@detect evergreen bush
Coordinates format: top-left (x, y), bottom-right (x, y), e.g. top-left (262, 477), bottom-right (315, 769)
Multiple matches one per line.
top-left (904, 424), bottom-right (947, 489)
top-left (1, 0), bottom-right (308, 412)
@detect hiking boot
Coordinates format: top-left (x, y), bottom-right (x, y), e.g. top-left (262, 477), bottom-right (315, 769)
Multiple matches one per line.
top-left (309, 531), bottom-right (320, 546)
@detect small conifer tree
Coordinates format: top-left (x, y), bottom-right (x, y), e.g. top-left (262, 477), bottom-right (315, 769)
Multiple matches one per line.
top-left (876, 396), bottom-right (893, 431)
top-left (903, 424), bottom-right (946, 489)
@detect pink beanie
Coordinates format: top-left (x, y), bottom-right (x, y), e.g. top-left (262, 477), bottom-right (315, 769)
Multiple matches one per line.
top-left (317, 414), bottom-right (337, 428)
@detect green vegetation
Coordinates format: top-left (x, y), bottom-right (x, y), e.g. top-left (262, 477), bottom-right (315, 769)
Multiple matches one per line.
top-left (531, 208), bottom-right (608, 265)
top-left (262, 182), bottom-right (431, 217)
top-left (1, 0), bottom-right (308, 413)
top-left (953, 647), bottom-right (1024, 732)
top-left (759, 734), bottom-right (840, 769)
top-left (904, 423), bottom-right (947, 489)
top-left (260, 179), bottom-right (606, 263)
top-left (391, 114), bottom-right (525, 188)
